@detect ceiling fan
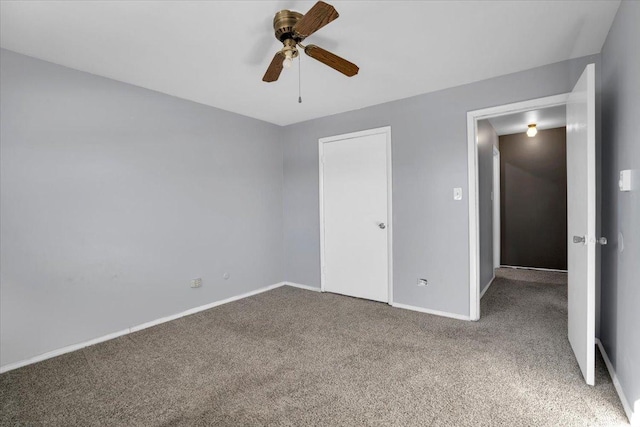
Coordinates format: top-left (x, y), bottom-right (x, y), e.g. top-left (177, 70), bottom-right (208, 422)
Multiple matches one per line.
top-left (262, 1), bottom-right (359, 82)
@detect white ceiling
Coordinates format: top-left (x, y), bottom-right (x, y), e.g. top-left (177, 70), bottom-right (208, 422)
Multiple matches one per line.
top-left (488, 105), bottom-right (567, 136)
top-left (0, 1), bottom-right (619, 126)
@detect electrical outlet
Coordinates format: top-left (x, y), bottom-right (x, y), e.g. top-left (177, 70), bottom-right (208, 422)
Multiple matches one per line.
top-left (191, 278), bottom-right (202, 288)
top-left (417, 278), bottom-right (428, 286)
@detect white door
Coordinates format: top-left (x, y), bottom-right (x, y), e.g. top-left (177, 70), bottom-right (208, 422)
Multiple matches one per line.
top-left (566, 63), bottom-right (596, 385)
top-left (320, 129), bottom-right (391, 303)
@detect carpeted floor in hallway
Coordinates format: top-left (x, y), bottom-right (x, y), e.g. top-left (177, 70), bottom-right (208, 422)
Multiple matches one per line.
top-left (0, 268), bottom-right (628, 426)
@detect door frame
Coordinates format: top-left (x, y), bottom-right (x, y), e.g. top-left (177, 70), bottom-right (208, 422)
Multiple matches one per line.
top-left (318, 126), bottom-right (393, 303)
top-left (492, 146), bottom-right (501, 270)
top-left (467, 94), bottom-right (569, 320)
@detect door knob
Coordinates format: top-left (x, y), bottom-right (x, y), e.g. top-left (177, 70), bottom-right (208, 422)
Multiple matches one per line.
top-left (378, 223), bottom-right (386, 229)
top-left (597, 237), bottom-right (607, 245)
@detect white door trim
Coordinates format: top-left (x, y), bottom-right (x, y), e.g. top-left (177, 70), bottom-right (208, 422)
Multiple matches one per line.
top-left (466, 93), bottom-right (569, 320)
top-left (318, 126), bottom-right (393, 303)
top-left (493, 146), bottom-right (501, 270)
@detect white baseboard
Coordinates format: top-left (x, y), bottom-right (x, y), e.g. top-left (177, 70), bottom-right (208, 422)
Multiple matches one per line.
top-left (500, 265), bottom-right (568, 273)
top-left (596, 338), bottom-right (638, 426)
top-left (390, 302), bottom-right (470, 321)
top-left (0, 328), bottom-right (133, 375)
top-left (288, 284), bottom-right (469, 322)
top-left (0, 282), bottom-right (286, 374)
top-left (283, 282), bottom-right (321, 292)
top-left (480, 275), bottom-right (496, 299)
top-left (286, 283), bottom-right (471, 322)
top-left (127, 282), bottom-right (284, 333)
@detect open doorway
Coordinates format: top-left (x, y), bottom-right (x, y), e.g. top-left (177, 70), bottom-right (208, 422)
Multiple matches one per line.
top-left (467, 93), bottom-right (571, 317)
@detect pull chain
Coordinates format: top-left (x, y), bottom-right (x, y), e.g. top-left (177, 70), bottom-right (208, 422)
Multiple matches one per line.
top-left (298, 54), bottom-right (302, 103)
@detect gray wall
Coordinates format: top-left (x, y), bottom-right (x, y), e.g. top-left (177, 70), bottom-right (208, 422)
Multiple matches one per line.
top-left (600, 0), bottom-right (640, 414)
top-left (282, 54), bottom-right (600, 316)
top-left (500, 128), bottom-right (568, 270)
top-left (0, 49), bottom-right (284, 367)
top-left (477, 120), bottom-right (498, 293)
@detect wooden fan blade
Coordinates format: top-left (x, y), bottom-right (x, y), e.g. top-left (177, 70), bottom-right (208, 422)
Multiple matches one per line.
top-left (293, 1), bottom-right (339, 39)
top-left (304, 44), bottom-right (359, 77)
top-left (262, 51), bottom-right (285, 82)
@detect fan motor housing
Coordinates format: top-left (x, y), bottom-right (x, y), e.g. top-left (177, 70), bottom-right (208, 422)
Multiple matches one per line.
top-left (273, 10), bottom-right (303, 42)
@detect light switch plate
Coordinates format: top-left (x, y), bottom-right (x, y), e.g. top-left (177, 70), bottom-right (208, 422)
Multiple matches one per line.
top-left (619, 170), bottom-right (633, 192)
top-left (453, 187), bottom-right (463, 201)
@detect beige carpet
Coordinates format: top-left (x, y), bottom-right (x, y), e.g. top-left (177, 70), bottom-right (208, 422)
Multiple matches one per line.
top-left (0, 268), bottom-right (628, 426)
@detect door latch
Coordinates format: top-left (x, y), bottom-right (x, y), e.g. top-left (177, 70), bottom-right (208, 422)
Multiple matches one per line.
top-left (573, 235), bottom-right (607, 245)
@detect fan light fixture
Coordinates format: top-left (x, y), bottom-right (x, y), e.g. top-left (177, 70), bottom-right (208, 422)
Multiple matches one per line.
top-left (527, 124), bottom-right (538, 137)
top-left (262, 1), bottom-right (359, 83)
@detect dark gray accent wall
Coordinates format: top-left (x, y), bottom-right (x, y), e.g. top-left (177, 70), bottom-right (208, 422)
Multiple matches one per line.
top-left (499, 127), bottom-right (568, 270)
top-left (600, 0), bottom-right (640, 415)
top-left (477, 120), bottom-right (498, 292)
top-left (282, 54), bottom-right (600, 316)
top-left (0, 49), bottom-right (284, 367)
